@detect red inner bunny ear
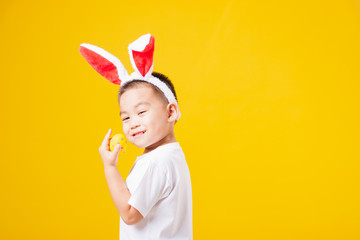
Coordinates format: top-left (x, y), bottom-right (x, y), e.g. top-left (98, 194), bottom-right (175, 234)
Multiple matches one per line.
top-left (132, 36), bottom-right (154, 77)
top-left (79, 45), bottom-right (121, 85)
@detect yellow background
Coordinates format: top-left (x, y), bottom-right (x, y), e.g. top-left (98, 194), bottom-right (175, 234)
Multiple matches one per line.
top-left (1, 0), bottom-right (359, 239)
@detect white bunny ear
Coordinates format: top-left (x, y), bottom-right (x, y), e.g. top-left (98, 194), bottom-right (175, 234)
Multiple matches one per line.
top-left (128, 33), bottom-right (155, 78)
top-left (79, 43), bottom-right (129, 85)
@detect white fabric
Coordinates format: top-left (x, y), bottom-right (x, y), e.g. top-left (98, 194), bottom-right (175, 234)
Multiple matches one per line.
top-left (120, 142), bottom-right (192, 240)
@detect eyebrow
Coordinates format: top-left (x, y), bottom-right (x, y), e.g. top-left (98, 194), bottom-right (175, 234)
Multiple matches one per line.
top-left (120, 101), bottom-right (150, 116)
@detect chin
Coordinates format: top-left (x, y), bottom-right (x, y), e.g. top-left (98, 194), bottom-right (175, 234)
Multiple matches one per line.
top-left (133, 141), bottom-right (150, 149)
top-left (131, 136), bottom-right (162, 150)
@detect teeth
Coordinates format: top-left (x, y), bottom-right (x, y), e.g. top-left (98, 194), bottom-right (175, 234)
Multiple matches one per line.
top-left (134, 131), bottom-right (145, 136)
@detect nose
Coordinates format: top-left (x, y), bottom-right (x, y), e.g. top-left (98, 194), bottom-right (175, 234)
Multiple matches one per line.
top-left (130, 119), bottom-right (140, 129)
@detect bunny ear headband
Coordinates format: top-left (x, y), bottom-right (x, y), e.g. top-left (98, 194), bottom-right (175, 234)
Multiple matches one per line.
top-left (79, 33), bottom-right (181, 120)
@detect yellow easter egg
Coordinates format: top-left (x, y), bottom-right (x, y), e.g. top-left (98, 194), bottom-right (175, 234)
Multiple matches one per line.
top-left (109, 133), bottom-right (128, 153)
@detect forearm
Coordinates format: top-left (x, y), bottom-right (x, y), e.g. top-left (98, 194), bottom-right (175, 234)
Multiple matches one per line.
top-left (103, 165), bottom-right (131, 217)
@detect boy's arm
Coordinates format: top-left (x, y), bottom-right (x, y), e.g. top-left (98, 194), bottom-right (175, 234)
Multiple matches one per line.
top-left (99, 129), bottom-right (143, 225)
top-left (104, 166), bottom-right (144, 225)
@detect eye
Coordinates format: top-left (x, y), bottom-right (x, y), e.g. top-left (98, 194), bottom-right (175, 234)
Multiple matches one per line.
top-left (122, 117), bottom-right (129, 121)
top-left (139, 111), bottom-right (146, 115)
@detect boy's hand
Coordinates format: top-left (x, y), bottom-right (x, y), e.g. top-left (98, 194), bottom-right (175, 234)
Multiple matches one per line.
top-left (99, 129), bottom-right (122, 167)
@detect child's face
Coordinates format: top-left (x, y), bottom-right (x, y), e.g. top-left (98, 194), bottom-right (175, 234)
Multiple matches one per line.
top-left (119, 85), bottom-right (172, 151)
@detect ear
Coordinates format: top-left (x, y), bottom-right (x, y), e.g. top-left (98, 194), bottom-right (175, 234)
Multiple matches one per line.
top-left (166, 103), bottom-right (179, 122)
top-left (128, 33), bottom-right (155, 78)
top-left (79, 43), bottom-right (129, 85)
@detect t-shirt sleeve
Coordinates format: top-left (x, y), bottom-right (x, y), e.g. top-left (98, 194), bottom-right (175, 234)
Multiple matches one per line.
top-left (128, 162), bottom-right (172, 218)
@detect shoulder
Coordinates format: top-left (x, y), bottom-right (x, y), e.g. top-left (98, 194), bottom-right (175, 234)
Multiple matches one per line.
top-left (153, 142), bottom-right (184, 160)
top-left (148, 142), bottom-right (185, 170)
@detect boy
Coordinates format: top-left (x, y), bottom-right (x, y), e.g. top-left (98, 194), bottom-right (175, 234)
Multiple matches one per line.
top-left (99, 72), bottom-right (193, 239)
top-left (79, 34), bottom-right (192, 239)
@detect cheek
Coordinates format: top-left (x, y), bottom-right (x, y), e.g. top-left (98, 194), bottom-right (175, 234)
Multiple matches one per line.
top-left (122, 124), bottom-right (129, 134)
top-left (145, 113), bottom-right (159, 126)
top-left (149, 115), bottom-right (165, 131)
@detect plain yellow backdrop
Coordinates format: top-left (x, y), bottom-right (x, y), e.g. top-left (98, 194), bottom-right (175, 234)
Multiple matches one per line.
top-left (1, 0), bottom-right (359, 239)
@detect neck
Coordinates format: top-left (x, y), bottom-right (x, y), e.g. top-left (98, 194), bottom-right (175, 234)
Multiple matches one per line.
top-left (143, 131), bottom-right (176, 155)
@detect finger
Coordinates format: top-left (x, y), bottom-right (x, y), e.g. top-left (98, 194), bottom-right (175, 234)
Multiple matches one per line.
top-left (101, 129), bottom-right (112, 147)
top-left (112, 143), bottom-right (122, 155)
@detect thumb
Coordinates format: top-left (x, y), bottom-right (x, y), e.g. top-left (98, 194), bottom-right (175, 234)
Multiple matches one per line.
top-left (113, 143), bottom-right (122, 155)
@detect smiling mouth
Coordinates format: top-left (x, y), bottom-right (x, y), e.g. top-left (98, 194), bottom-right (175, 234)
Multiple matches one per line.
top-left (133, 131), bottom-right (146, 137)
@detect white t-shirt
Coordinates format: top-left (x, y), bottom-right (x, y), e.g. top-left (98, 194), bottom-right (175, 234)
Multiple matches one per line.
top-left (120, 142), bottom-right (193, 240)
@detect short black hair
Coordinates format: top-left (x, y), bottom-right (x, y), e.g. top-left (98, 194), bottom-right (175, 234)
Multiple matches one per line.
top-left (118, 72), bottom-right (178, 105)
